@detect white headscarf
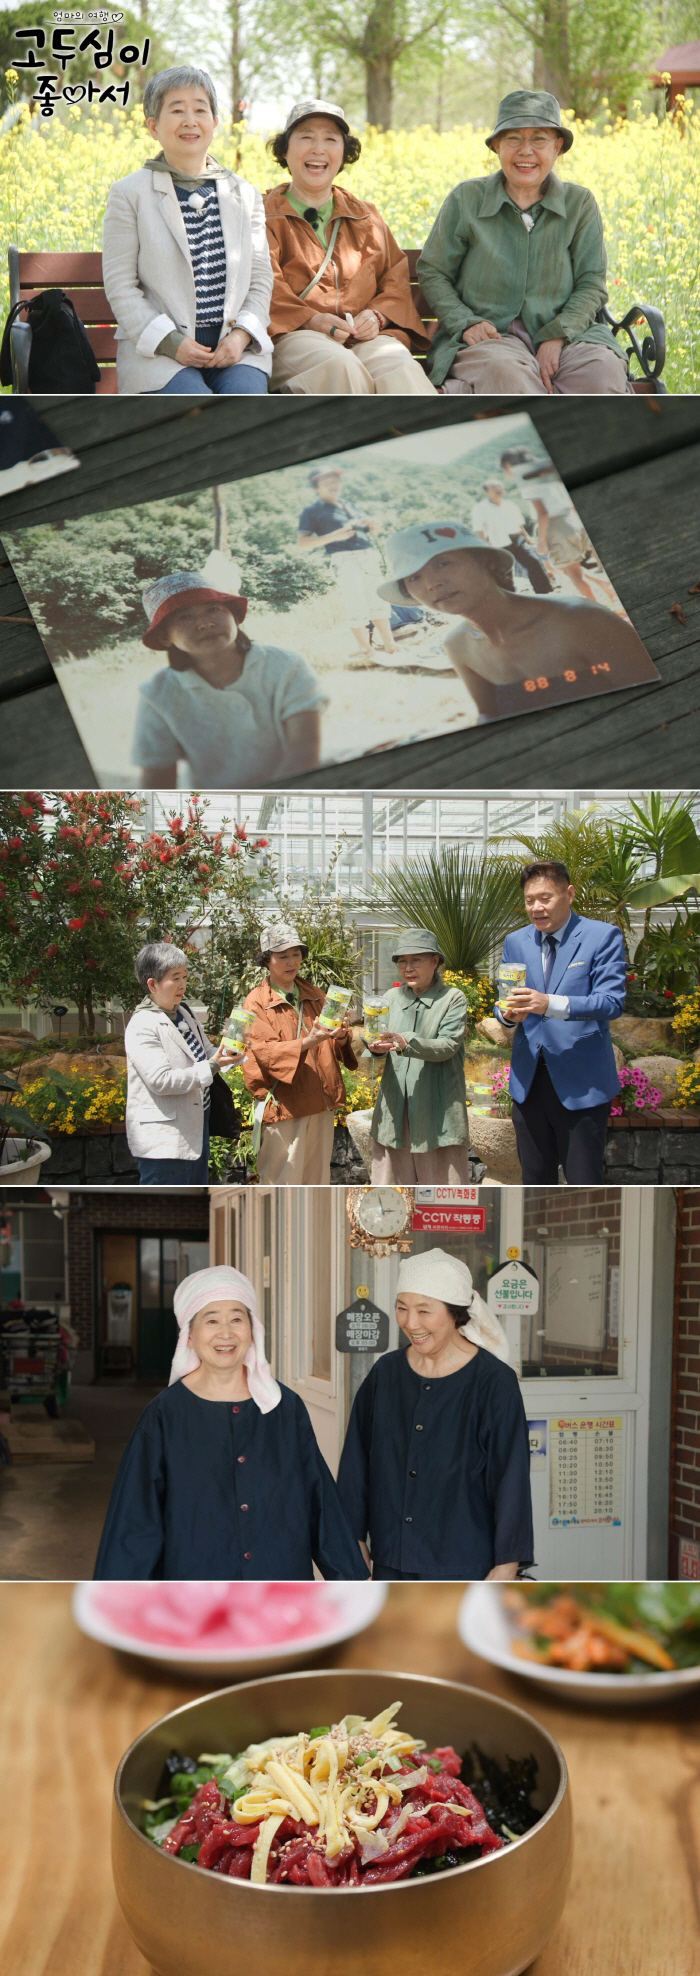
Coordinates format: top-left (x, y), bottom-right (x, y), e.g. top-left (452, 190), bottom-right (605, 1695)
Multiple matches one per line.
top-left (396, 1248), bottom-right (510, 1363)
top-left (170, 1265), bottom-right (282, 1413)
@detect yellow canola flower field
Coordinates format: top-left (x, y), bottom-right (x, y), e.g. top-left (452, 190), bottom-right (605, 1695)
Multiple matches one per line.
top-left (1, 101), bottom-right (698, 390)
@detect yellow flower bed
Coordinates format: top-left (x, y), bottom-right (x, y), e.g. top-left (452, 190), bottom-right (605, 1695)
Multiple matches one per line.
top-left (1, 101), bottom-right (698, 389)
top-left (18, 1070), bottom-right (127, 1134)
top-left (672, 990), bottom-right (700, 1049)
top-left (673, 1060), bottom-right (700, 1110)
top-left (443, 969), bottom-right (495, 1022)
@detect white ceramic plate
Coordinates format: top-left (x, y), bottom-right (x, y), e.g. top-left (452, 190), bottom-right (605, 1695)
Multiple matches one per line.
top-left (457, 1583), bottom-right (700, 1707)
top-left (73, 1581), bottom-right (387, 1678)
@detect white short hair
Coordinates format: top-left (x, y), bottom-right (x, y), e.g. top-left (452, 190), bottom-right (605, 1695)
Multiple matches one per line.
top-left (143, 66), bottom-right (218, 124)
top-left (135, 941), bottom-right (189, 990)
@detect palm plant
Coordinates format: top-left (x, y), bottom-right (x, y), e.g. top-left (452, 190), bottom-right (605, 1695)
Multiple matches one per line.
top-left (496, 811), bottom-right (643, 935)
top-left (366, 845), bottom-right (523, 976)
top-left (631, 916), bottom-right (700, 997)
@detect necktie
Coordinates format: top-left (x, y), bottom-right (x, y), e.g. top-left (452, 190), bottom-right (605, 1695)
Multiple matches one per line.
top-left (542, 934), bottom-right (556, 991)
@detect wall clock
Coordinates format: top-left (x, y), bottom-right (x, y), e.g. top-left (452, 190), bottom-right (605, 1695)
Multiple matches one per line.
top-left (346, 1186), bottom-right (415, 1256)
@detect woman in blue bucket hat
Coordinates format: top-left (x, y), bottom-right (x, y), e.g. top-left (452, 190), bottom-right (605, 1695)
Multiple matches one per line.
top-left (417, 90), bottom-right (633, 396)
top-left (377, 521), bottom-right (656, 723)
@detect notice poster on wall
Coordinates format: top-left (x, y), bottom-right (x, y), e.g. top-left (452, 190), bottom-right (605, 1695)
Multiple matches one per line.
top-left (549, 1416), bottom-right (623, 1527)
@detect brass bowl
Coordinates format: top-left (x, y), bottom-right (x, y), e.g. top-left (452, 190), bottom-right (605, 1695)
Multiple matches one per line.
top-left (113, 1668), bottom-right (573, 1976)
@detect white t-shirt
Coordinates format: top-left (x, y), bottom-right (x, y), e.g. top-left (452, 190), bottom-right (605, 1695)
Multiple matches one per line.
top-left (132, 640), bottom-right (327, 785)
top-left (507, 463), bottom-right (571, 518)
top-left (471, 496), bottom-right (529, 547)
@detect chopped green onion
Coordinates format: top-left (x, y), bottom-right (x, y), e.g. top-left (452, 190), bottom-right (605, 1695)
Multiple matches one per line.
top-left (427, 1759), bottom-right (443, 1773)
top-left (309, 1725), bottom-right (330, 1739)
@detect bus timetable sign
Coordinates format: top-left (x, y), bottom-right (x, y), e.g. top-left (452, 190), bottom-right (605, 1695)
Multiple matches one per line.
top-left (335, 1299), bottom-right (390, 1353)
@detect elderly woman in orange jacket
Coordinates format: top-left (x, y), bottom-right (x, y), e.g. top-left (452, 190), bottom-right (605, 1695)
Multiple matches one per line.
top-left (243, 921), bottom-right (358, 1183)
top-left (263, 98), bottom-right (437, 396)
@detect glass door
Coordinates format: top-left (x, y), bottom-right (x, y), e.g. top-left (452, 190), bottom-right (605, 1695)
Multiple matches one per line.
top-left (137, 1235), bottom-right (209, 1379)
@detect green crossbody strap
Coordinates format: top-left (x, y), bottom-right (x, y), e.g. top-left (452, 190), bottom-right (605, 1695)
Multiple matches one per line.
top-left (251, 1001), bottom-right (305, 1156)
top-left (298, 218), bottom-right (343, 302)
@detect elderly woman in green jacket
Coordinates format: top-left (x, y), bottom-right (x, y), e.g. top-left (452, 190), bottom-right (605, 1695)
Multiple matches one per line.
top-left (417, 90), bottom-right (632, 397)
top-left (367, 928), bottom-right (471, 1183)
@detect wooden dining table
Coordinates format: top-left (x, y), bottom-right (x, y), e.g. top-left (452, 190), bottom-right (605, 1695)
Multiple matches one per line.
top-left (0, 1581), bottom-right (697, 1975)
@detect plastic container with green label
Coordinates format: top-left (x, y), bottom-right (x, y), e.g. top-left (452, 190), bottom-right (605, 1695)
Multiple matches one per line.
top-left (497, 962), bottom-right (527, 1010)
top-left (225, 1008), bottom-right (256, 1050)
top-left (318, 984), bottom-right (354, 1031)
top-left (468, 1081), bottom-right (495, 1114)
top-left (363, 995), bottom-right (391, 1040)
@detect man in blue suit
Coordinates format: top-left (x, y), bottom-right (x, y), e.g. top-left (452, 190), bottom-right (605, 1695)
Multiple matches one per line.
top-left (495, 860), bottom-right (626, 1183)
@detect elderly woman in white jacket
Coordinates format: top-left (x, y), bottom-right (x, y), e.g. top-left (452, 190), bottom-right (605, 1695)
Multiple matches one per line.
top-left (102, 65), bottom-right (273, 395)
top-left (125, 941), bottom-right (241, 1185)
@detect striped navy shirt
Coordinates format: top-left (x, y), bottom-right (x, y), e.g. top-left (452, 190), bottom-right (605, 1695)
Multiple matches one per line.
top-left (174, 1003), bottom-right (211, 1110)
top-left (175, 182), bottom-right (227, 326)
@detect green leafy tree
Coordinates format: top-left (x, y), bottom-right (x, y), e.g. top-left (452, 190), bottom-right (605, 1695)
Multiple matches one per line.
top-left (7, 486), bottom-right (331, 660)
top-left (280, 1), bottom-right (455, 128)
top-left (478, 0), bottom-right (654, 116)
top-left (0, 790), bottom-right (147, 1034)
top-left (0, 792), bottom-right (270, 1034)
top-left (190, 850), bottom-right (362, 1028)
top-left (500, 809), bottom-right (645, 936)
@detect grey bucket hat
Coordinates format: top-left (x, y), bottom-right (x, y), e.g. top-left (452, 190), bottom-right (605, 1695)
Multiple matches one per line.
top-left (377, 522), bottom-right (515, 606)
top-left (391, 928), bottom-right (444, 963)
top-left (256, 920), bottom-right (308, 967)
top-left (486, 89), bottom-right (573, 153)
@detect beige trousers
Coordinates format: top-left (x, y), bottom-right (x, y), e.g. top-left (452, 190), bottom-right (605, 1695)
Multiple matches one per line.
top-left (371, 1099), bottom-right (471, 1184)
top-left (272, 330), bottom-right (437, 395)
top-left (257, 1109), bottom-right (335, 1184)
top-left (441, 335), bottom-right (633, 395)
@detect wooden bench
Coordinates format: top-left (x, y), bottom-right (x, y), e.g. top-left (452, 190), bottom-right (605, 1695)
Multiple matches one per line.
top-left (8, 241), bottom-right (667, 395)
top-left (405, 249), bottom-right (667, 394)
top-left (8, 247), bottom-right (117, 393)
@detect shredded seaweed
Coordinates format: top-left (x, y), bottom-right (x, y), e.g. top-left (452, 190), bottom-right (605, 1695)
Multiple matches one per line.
top-left (460, 1744), bottom-right (540, 1840)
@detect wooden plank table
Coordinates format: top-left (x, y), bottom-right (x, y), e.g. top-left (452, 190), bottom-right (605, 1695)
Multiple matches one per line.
top-left (1, 396), bottom-right (700, 789)
top-left (0, 1582), bottom-right (697, 1975)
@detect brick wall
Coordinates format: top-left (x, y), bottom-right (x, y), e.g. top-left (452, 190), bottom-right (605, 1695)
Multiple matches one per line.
top-left (670, 1187), bottom-right (700, 1572)
top-left (64, 1190), bottom-right (209, 1350)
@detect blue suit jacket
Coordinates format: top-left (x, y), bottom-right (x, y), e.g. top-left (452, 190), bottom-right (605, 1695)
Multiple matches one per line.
top-left (495, 912), bottom-right (626, 1109)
